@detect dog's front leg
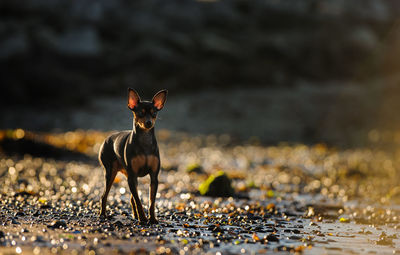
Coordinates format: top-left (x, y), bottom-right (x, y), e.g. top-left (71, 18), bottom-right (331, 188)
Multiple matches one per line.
top-left (127, 174), bottom-right (147, 223)
top-left (148, 173), bottom-right (159, 224)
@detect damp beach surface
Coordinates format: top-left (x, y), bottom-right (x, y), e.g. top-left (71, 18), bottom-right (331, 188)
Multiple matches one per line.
top-left (0, 130), bottom-right (399, 254)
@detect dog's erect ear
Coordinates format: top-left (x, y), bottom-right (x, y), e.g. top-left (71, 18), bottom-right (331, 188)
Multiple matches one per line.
top-left (152, 89), bottom-right (168, 110)
top-left (128, 88), bottom-right (141, 110)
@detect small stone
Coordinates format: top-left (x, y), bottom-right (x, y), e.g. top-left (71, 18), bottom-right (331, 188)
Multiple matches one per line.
top-left (11, 219), bottom-right (20, 225)
top-left (266, 234), bottom-right (279, 242)
top-left (48, 220), bottom-right (67, 229)
top-left (15, 211), bottom-right (25, 217)
top-left (112, 220), bottom-right (124, 227)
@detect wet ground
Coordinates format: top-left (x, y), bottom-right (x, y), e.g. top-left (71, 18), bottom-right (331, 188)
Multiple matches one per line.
top-left (1, 130), bottom-right (400, 254)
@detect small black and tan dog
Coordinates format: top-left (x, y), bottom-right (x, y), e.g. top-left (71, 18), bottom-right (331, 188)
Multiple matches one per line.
top-left (99, 88), bottom-right (167, 224)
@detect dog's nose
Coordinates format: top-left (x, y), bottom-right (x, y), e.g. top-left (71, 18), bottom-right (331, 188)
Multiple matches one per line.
top-left (145, 120), bottom-right (152, 128)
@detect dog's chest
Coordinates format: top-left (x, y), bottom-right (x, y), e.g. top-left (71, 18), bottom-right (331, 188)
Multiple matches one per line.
top-left (130, 154), bottom-right (159, 176)
top-left (129, 132), bottom-right (159, 176)
top-left (137, 133), bottom-right (155, 154)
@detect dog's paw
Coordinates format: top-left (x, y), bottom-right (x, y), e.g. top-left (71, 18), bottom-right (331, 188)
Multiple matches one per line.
top-left (138, 220), bottom-right (149, 226)
top-left (148, 218), bottom-right (159, 225)
top-left (138, 216), bottom-right (148, 226)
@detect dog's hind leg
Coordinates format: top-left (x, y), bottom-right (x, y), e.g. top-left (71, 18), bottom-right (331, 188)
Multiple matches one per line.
top-left (130, 194), bottom-right (139, 220)
top-left (99, 144), bottom-right (119, 217)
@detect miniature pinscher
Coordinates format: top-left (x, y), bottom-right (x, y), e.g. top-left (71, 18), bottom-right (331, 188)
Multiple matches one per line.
top-left (99, 88), bottom-right (167, 224)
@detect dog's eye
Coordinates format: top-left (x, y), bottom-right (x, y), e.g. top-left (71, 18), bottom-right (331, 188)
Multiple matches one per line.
top-left (136, 112), bottom-right (144, 118)
top-left (152, 112), bottom-right (157, 118)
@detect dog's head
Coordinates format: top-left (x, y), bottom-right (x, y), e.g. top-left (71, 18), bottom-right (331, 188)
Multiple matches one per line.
top-left (127, 88), bottom-right (168, 130)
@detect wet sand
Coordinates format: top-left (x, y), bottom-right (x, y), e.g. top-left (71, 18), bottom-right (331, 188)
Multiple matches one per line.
top-left (0, 130), bottom-right (399, 254)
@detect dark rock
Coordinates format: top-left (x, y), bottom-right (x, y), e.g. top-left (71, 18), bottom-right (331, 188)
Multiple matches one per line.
top-left (15, 211), bottom-right (25, 217)
top-left (48, 220), bottom-right (67, 229)
top-left (292, 229), bottom-right (301, 234)
top-left (246, 213), bottom-right (262, 221)
top-left (11, 219), bottom-right (20, 225)
top-left (266, 234), bottom-right (279, 242)
top-left (208, 224), bottom-right (224, 233)
top-left (199, 171), bottom-right (234, 197)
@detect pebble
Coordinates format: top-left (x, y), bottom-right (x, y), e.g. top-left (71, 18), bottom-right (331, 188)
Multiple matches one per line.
top-left (48, 220), bottom-right (67, 229)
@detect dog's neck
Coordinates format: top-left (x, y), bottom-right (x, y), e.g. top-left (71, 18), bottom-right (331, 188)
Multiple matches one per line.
top-left (137, 127), bottom-right (154, 146)
top-left (132, 121), bottom-right (155, 148)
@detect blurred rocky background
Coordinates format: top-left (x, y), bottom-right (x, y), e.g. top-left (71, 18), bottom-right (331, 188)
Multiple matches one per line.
top-left (1, 0), bottom-right (400, 146)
